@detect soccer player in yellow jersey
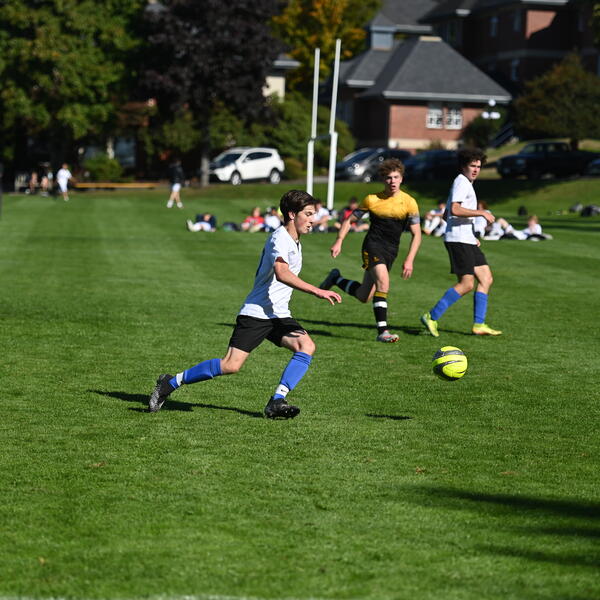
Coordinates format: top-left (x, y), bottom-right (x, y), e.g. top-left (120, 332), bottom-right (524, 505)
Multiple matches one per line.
top-left (320, 159), bottom-right (422, 342)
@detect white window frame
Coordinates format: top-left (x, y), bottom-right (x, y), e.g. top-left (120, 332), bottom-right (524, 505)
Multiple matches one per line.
top-left (445, 104), bottom-right (463, 130)
top-left (426, 102), bottom-right (443, 129)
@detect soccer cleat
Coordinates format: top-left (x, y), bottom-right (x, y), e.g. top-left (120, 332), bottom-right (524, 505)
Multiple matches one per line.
top-left (376, 330), bottom-right (399, 343)
top-left (420, 312), bottom-right (440, 337)
top-left (319, 268), bottom-right (340, 290)
top-left (264, 397), bottom-right (300, 419)
top-left (148, 373), bottom-right (175, 412)
top-left (472, 323), bottom-right (502, 336)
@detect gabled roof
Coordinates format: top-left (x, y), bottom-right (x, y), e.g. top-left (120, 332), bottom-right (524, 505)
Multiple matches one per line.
top-left (359, 36), bottom-right (511, 103)
top-left (369, 0), bottom-right (440, 34)
top-left (422, 0), bottom-right (570, 22)
top-left (340, 42), bottom-right (401, 87)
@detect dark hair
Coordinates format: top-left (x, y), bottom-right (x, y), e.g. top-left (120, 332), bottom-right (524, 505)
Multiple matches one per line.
top-left (379, 158), bottom-right (405, 179)
top-left (457, 147), bottom-right (487, 168)
top-left (280, 189), bottom-right (317, 224)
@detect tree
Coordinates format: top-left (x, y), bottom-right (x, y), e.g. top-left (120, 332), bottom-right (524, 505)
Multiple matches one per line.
top-left (273, 0), bottom-right (381, 91)
top-left (514, 53), bottom-right (600, 149)
top-left (0, 0), bottom-right (143, 174)
top-left (140, 0), bottom-right (283, 185)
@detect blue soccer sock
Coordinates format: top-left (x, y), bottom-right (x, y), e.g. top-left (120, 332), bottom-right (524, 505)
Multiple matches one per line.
top-left (430, 287), bottom-right (461, 321)
top-left (473, 291), bottom-right (488, 324)
top-left (169, 358), bottom-right (222, 389)
top-left (273, 352), bottom-right (313, 400)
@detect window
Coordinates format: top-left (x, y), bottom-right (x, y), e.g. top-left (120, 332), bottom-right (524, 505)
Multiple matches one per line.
top-left (510, 58), bottom-right (520, 82)
top-left (490, 15), bottom-right (498, 37)
top-left (513, 10), bottom-right (521, 32)
top-left (426, 103), bottom-right (443, 129)
top-left (445, 104), bottom-right (463, 130)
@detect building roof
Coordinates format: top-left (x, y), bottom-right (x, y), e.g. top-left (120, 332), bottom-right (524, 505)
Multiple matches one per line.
top-left (359, 36), bottom-right (511, 103)
top-left (422, 0), bottom-right (570, 22)
top-left (340, 43), bottom-right (402, 87)
top-left (369, 0), bottom-right (440, 34)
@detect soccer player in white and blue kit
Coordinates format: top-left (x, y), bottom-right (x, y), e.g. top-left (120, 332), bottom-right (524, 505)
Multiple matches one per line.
top-left (420, 148), bottom-right (502, 337)
top-left (148, 190), bottom-right (342, 418)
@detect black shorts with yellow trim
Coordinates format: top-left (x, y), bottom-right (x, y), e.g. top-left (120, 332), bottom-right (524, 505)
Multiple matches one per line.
top-left (361, 240), bottom-right (398, 270)
top-left (228, 315), bottom-right (307, 353)
top-left (444, 242), bottom-right (488, 276)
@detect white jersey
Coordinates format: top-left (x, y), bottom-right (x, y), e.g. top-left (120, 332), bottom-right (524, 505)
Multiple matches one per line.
top-left (444, 173), bottom-right (478, 245)
top-left (56, 168), bottom-right (72, 185)
top-left (239, 226), bottom-right (301, 319)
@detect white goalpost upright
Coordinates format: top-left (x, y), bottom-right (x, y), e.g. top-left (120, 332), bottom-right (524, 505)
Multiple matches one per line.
top-left (306, 38), bottom-right (342, 212)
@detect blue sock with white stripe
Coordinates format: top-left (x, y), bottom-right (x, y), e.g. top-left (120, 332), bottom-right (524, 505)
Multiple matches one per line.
top-left (430, 287), bottom-right (461, 321)
top-left (474, 291), bottom-right (488, 324)
top-left (169, 358), bottom-right (222, 389)
top-left (273, 352), bottom-right (313, 400)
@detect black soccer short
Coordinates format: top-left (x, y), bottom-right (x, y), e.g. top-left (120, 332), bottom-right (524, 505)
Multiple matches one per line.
top-left (228, 315), bottom-right (307, 353)
top-left (444, 242), bottom-right (488, 276)
top-left (361, 239), bottom-right (398, 270)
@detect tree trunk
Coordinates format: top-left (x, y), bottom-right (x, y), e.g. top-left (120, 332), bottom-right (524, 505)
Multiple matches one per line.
top-left (570, 138), bottom-right (579, 151)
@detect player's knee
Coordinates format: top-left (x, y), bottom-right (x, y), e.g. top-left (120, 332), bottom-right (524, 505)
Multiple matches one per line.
top-left (220, 358), bottom-right (243, 375)
top-left (297, 335), bottom-right (316, 355)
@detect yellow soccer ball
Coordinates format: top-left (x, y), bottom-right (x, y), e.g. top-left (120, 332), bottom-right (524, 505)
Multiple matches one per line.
top-left (432, 346), bottom-right (468, 381)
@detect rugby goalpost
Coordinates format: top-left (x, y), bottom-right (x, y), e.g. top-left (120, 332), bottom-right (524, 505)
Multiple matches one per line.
top-left (306, 38), bottom-right (341, 212)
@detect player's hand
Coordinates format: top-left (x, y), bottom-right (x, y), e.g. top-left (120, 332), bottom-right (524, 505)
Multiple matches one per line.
top-left (484, 212), bottom-right (495, 224)
top-left (402, 260), bottom-right (414, 280)
top-left (330, 239), bottom-right (342, 258)
top-left (314, 289), bottom-right (342, 305)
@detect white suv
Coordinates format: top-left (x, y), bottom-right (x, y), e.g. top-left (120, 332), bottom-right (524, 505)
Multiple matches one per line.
top-left (209, 147), bottom-right (285, 185)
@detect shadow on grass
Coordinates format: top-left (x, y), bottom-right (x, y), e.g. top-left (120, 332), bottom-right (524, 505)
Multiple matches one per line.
top-left (89, 389), bottom-right (263, 418)
top-left (301, 318), bottom-right (475, 338)
top-left (366, 413), bottom-right (412, 421)
top-left (405, 486), bottom-right (600, 568)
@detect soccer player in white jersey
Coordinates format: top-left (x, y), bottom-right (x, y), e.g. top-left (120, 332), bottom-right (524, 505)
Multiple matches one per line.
top-left (148, 190), bottom-right (342, 419)
top-left (420, 148), bottom-right (502, 337)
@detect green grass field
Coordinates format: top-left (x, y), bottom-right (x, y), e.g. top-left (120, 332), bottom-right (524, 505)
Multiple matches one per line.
top-left (1, 179), bottom-right (599, 600)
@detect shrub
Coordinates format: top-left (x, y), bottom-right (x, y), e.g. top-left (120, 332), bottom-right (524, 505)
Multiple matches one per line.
top-left (83, 154), bottom-right (124, 182)
top-left (283, 156), bottom-right (304, 180)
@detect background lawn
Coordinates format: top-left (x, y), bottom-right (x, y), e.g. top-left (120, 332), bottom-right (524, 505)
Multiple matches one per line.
top-left (0, 179), bottom-right (598, 600)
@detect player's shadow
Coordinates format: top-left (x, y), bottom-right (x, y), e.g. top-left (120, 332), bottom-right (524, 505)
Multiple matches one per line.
top-left (302, 318), bottom-right (424, 338)
top-left (89, 389), bottom-right (263, 418)
top-left (366, 413), bottom-right (412, 421)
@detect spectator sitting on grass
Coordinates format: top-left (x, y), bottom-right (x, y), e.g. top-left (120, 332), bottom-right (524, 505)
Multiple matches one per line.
top-left (241, 207), bottom-right (265, 232)
top-left (187, 213), bottom-right (217, 232)
top-left (264, 206), bottom-right (282, 232)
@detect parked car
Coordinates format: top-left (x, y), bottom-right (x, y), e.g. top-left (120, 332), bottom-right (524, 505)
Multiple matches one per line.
top-left (584, 157), bottom-right (600, 176)
top-left (496, 141), bottom-right (597, 180)
top-left (403, 150), bottom-right (458, 181)
top-left (361, 149), bottom-right (412, 182)
top-left (209, 147), bottom-right (285, 185)
top-left (335, 147), bottom-right (411, 182)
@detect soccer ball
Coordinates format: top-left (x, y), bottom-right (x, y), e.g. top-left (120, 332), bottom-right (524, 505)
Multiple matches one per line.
top-left (432, 346), bottom-right (468, 381)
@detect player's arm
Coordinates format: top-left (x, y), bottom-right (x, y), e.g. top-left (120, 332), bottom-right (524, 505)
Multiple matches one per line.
top-left (402, 220), bottom-right (422, 280)
top-left (451, 201), bottom-right (495, 223)
top-left (274, 258), bottom-right (341, 305)
top-left (330, 210), bottom-right (365, 258)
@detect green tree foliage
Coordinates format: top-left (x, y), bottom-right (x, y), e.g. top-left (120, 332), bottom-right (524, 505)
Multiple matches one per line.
top-left (207, 92), bottom-right (355, 171)
top-left (514, 53), bottom-right (600, 148)
top-left (0, 0), bottom-right (143, 163)
top-left (273, 0), bottom-right (381, 91)
top-left (462, 111), bottom-right (506, 149)
top-left (140, 0), bottom-right (283, 182)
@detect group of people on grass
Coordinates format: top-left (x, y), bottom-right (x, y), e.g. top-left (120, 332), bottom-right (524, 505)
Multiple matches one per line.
top-left (150, 148), bottom-right (533, 419)
top-left (184, 198), bottom-right (371, 235)
top-left (26, 163), bottom-right (73, 201)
